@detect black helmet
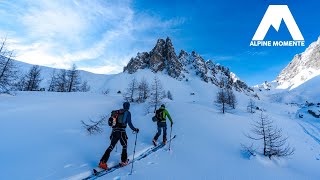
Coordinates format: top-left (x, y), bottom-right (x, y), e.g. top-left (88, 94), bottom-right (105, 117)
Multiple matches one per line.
top-left (161, 104), bottom-right (165, 108)
top-left (123, 102), bottom-right (130, 110)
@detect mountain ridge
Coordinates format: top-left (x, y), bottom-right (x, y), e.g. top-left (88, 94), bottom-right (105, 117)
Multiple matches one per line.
top-left (124, 37), bottom-right (253, 93)
top-left (277, 36), bottom-right (320, 89)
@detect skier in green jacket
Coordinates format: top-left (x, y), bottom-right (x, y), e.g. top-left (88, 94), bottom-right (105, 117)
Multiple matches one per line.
top-left (152, 104), bottom-right (173, 145)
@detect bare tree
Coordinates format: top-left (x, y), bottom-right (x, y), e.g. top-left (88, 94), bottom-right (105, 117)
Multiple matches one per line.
top-left (167, 90), bottom-right (173, 100)
top-left (149, 76), bottom-right (164, 112)
top-left (66, 64), bottom-right (81, 92)
top-left (215, 77), bottom-right (229, 113)
top-left (137, 78), bottom-right (149, 103)
top-left (247, 99), bottom-right (256, 113)
top-left (0, 38), bottom-right (18, 93)
top-left (48, 70), bottom-right (58, 92)
top-left (216, 88), bottom-right (228, 113)
top-left (24, 65), bottom-right (42, 91)
top-left (81, 116), bottom-right (108, 135)
top-left (80, 80), bottom-right (90, 92)
top-left (226, 88), bottom-right (237, 109)
top-left (56, 69), bottom-right (68, 92)
top-left (244, 112), bottom-right (294, 158)
top-left (102, 88), bottom-right (110, 95)
top-left (124, 77), bottom-right (138, 102)
top-left (14, 75), bottom-right (26, 91)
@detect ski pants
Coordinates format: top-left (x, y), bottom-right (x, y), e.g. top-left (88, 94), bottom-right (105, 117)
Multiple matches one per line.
top-left (100, 129), bottom-right (128, 163)
top-left (153, 121), bottom-right (167, 141)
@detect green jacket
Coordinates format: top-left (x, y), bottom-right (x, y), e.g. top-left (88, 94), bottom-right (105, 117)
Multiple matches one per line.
top-left (159, 107), bottom-right (173, 124)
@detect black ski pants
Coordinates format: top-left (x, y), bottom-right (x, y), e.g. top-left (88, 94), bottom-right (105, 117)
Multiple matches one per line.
top-left (153, 121), bottom-right (167, 141)
top-left (100, 129), bottom-right (128, 163)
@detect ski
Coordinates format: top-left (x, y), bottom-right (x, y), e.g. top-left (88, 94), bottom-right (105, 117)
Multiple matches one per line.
top-left (82, 135), bottom-right (176, 180)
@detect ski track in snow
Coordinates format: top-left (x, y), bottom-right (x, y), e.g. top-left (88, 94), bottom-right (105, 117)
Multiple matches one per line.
top-left (297, 120), bottom-right (320, 144)
top-left (298, 123), bottom-right (320, 144)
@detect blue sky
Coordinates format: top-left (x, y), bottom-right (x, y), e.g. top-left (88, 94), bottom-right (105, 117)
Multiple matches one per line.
top-left (0, 0), bottom-right (319, 85)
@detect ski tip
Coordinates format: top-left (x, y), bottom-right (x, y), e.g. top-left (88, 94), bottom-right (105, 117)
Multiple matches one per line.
top-left (93, 169), bottom-right (98, 175)
top-left (173, 135), bottom-right (177, 138)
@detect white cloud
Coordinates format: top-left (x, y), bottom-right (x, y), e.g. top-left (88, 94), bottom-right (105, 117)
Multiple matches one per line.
top-left (0, 0), bottom-right (185, 74)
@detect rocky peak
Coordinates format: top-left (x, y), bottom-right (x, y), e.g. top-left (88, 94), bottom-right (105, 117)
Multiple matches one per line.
top-left (205, 60), bottom-right (215, 70)
top-left (277, 36), bottom-right (320, 89)
top-left (178, 50), bottom-right (189, 57)
top-left (124, 37), bottom-right (253, 93)
top-left (178, 50), bottom-right (190, 65)
top-left (124, 37), bottom-right (183, 78)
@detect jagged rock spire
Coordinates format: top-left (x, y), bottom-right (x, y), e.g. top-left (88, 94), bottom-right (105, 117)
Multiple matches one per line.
top-left (124, 37), bottom-right (253, 93)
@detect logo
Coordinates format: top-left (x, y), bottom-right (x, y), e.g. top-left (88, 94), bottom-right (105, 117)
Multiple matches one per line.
top-left (250, 5), bottom-right (305, 47)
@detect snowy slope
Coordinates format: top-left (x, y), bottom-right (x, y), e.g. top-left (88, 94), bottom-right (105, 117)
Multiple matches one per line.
top-left (13, 60), bottom-right (112, 92)
top-left (256, 36), bottom-right (320, 104)
top-left (268, 75), bottom-right (320, 104)
top-left (277, 36), bottom-right (320, 90)
top-left (1, 69), bottom-right (320, 180)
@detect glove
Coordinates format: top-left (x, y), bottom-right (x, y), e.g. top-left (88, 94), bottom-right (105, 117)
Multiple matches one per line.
top-left (135, 128), bottom-right (139, 133)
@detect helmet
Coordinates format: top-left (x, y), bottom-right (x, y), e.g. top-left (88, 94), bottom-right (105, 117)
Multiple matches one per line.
top-left (123, 102), bottom-right (130, 110)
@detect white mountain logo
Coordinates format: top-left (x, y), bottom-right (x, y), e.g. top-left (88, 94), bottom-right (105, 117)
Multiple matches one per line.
top-left (250, 5), bottom-right (305, 47)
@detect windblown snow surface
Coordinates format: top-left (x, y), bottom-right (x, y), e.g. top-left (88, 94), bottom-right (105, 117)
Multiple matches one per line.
top-left (1, 70), bottom-right (320, 179)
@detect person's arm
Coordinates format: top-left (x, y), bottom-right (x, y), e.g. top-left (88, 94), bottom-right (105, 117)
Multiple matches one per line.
top-left (126, 111), bottom-right (137, 131)
top-left (164, 109), bottom-right (173, 124)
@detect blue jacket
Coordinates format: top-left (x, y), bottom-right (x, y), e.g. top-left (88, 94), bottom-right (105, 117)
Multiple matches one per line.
top-left (122, 110), bottom-right (136, 131)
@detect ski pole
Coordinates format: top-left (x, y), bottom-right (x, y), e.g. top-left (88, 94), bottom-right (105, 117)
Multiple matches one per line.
top-left (130, 131), bottom-right (138, 175)
top-left (168, 124), bottom-right (173, 151)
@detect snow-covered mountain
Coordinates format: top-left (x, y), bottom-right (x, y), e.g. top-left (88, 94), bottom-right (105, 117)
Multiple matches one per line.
top-left (124, 37), bottom-right (253, 93)
top-left (12, 37), bottom-right (253, 95)
top-left (3, 37), bottom-right (320, 180)
top-left (277, 36), bottom-right (320, 90)
top-left (257, 37), bottom-right (320, 104)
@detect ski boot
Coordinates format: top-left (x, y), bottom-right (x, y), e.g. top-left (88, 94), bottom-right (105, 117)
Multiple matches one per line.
top-left (152, 139), bottom-right (157, 146)
top-left (119, 159), bottom-right (129, 167)
top-left (163, 138), bottom-right (167, 145)
top-left (99, 161), bottom-right (108, 170)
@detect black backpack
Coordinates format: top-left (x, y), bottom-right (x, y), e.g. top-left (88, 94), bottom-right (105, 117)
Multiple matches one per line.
top-left (155, 109), bottom-right (165, 121)
top-left (108, 109), bottom-right (126, 128)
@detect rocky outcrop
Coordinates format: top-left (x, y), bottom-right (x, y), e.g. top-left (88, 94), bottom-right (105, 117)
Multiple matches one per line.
top-left (124, 37), bottom-right (183, 79)
top-left (124, 37), bottom-right (253, 93)
top-left (277, 37), bottom-right (320, 89)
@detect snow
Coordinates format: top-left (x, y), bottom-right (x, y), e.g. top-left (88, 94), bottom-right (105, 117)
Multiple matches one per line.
top-left (268, 75), bottom-right (320, 104)
top-left (12, 60), bottom-right (112, 92)
top-left (277, 68), bottom-right (320, 90)
top-left (276, 36), bottom-right (320, 90)
top-left (1, 69), bottom-right (320, 179)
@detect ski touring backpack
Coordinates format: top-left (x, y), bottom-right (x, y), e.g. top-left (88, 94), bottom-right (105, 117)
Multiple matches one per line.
top-left (108, 109), bottom-right (127, 128)
top-left (155, 108), bottom-right (165, 121)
